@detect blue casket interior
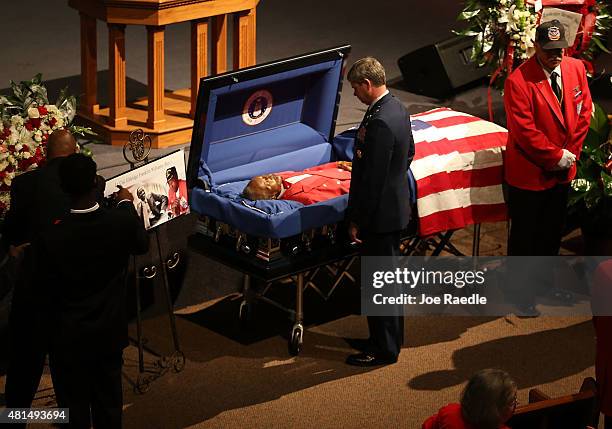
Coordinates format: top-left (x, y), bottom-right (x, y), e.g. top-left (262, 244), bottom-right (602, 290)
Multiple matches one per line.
top-left (188, 46), bottom-right (353, 239)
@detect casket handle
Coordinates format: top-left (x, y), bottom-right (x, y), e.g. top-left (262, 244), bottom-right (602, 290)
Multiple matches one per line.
top-left (214, 225), bottom-right (223, 242)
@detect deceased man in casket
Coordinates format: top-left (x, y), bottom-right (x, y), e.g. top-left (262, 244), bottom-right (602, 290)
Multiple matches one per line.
top-left (242, 161), bottom-right (352, 204)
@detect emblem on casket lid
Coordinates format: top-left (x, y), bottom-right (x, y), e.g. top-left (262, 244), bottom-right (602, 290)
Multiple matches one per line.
top-left (242, 89), bottom-right (273, 126)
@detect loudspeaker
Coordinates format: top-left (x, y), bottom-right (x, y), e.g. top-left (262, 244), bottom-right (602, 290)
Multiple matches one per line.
top-left (397, 36), bottom-right (493, 99)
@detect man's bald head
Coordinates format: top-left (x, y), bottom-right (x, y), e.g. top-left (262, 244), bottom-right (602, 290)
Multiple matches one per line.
top-left (47, 129), bottom-right (77, 160)
top-left (243, 174), bottom-right (282, 200)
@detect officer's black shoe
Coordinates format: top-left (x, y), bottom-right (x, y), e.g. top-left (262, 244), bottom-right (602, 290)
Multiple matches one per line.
top-left (515, 303), bottom-right (541, 318)
top-left (345, 352), bottom-right (397, 367)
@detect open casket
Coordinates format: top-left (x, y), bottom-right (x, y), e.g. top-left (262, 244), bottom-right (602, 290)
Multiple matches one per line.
top-left (186, 46), bottom-right (509, 354)
top-left (187, 45), bottom-right (359, 264)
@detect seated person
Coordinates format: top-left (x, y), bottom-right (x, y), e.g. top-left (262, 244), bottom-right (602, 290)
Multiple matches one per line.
top-left (422, 369), bottom-right (517, 429)
top-left (136, 187), bottom-right (168, 229)
top-left (242, 161), bottom-right (352, 205)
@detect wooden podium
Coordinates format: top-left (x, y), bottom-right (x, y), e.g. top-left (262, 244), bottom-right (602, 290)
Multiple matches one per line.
top-left (69, 0), bottom-right (258, 148)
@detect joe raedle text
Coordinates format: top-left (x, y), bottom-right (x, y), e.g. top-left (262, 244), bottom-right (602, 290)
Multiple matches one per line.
top-left (370, 268), bottom-right (489, 307)
top-left (372, 293), bottom-right (487, 305)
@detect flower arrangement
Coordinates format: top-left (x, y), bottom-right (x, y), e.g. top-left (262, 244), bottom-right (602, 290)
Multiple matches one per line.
top-left (0, 74), bottom-right (95, 218)
top-left (456, 0), bottom-right (611, 90)
top-left (568, 103), bottom-right (612, 237)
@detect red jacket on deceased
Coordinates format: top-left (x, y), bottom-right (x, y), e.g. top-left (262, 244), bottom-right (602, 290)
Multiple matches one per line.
top-left (278, 162), bottom-right (351, 205)
top-left (422, 404), bottom-right (510, 429)
top-left (504, 55), bottom-right (592, 191)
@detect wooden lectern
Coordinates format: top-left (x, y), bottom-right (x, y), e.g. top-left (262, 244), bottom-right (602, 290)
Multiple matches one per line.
top-left (69, 0), bottom-right (258, 148)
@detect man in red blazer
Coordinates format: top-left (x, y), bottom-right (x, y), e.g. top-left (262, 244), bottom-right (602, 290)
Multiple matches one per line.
top-left (505, 19), bottom-right (592, 254)
top-left (504, 20), bottom-right (592, 315)
top-left (242, 161), bottom-right (352, 204)
top-left (166, 166), bottom-right (189, 217)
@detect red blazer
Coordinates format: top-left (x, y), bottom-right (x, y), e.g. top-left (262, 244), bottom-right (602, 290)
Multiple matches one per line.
top-left (168, 179), bottom-right (189, 217)
top-left (504, 56), bottom-right (592, 190)
top-left (278, 162), bottom-right (351, 205)
top-left (422, 403), bottom-right (510, 429)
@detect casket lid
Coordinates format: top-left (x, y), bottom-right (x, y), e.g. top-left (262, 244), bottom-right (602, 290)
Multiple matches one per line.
top-left (187, 45), bottom-right (351, 187)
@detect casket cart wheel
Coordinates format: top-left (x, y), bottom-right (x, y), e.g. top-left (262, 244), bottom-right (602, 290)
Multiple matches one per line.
top-left (238, 299), bottom-right (253, 329)
top-left (135, 374), bottom-right (152, 394)
top-left (288, 323), bottom-right (304, 356)
top-left (172, 351), bottom-right (186, 373)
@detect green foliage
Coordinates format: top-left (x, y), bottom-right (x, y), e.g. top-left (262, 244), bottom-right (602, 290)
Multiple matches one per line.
top-left (456, 1), bottom-right (612, 90)
top-left (569, 103), bottom-right (612, 236)
top-left (0, 74), bottom-right (96, 144)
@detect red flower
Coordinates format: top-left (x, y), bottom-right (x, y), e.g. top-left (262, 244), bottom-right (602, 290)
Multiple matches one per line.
top-left (18, 159), bottom-right (31, 171)
top-left (30, 118), bottom-right (41, 129)
top-left (49, 117), bottom-right (57, 127)
top-left (37, 106), bottom-right (48, 116)
top-left (25, 121), bottom-right (34, 131)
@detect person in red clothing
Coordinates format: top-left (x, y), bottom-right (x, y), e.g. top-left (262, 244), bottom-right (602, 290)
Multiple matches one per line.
top-left (423, 369), bottom-right (517, 429)
top-left (166, 166), bottom-right (189, 217)
top-left (504, 19), bottom-right (592, 257)
top-left (242, 161), bottom-right (352, 204)
top-left (503, 20), bottom-right (592, 317)
top-left (591, 259), bottom-right (612, 429)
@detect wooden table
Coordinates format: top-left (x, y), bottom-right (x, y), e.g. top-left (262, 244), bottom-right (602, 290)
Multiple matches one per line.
top-left (69, 0), bottom-right (259, 147)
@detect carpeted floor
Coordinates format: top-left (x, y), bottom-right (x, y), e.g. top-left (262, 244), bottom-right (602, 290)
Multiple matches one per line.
top-left (1, 0), bottom-right (610, 427)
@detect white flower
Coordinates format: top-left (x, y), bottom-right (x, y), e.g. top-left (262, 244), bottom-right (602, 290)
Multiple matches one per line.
top-left (0, 160), bottom-right (8, 171)
top-left (27, 107), bottom-right (40, 119)
top-left (55, 117), bottom-right (64, 128)
top-left (33, 134), bottom-right (42, 142)
top-left (22, 152), bottom-right (31, 159)
top-left (8, 126), bottom-right (19, 144)
top-left (18, 128), bottom-right (33, 145)
top-left (15, 143), bottom-right (23, 152)
top-left (46, 104), bottom-right (59, 115)
top-left (10, 115), bottom-right (24, 127)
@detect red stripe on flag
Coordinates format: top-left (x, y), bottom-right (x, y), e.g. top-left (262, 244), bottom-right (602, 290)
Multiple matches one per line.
top-left (421, 115), bottom-right (482, 128)
top-left (418, 203), bottom-right (508, 237)
top-left (416, 166), bottom-right (504, 199)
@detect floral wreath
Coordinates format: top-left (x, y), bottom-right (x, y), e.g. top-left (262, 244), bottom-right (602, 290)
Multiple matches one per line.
top-left (0, 74), bottom-right (95, 218)
top-left (456, 0), bottom-right (611, 100)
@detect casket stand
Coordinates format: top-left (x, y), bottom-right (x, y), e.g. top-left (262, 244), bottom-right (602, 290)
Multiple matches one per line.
top-left (186, 46), bottom-right (508, 355)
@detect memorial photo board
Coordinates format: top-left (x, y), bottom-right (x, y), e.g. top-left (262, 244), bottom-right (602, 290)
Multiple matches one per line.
top-left (104, 149), bottom-right (190, 230)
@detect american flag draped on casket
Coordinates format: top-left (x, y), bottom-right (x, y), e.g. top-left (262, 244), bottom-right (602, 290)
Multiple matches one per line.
top-left (410, 108), bottom-right (508, 237)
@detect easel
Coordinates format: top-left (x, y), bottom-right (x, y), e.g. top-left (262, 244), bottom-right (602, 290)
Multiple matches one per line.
top-left (123, 129), bottom-right (185, 393)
